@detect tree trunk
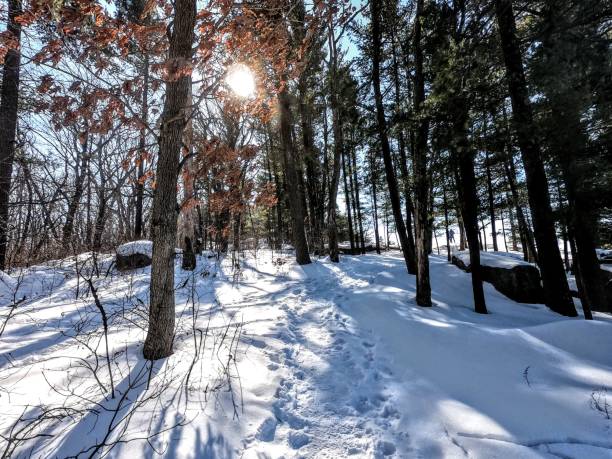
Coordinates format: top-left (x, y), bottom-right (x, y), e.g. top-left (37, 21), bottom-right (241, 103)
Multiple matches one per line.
top-left (390, 24), bottom-right (417, 266)
top-left (346, 142), bottom-right (360, 251)
top-left (134, 54), bottom-right (149, 239)
top-left (495, 0), bottom-right (576, 316)
top-left (539, 5), bottom-right (607, 314)
top-left (62, 133), bottom-right (89, 249)
top-left (143, 0), bottom-right (196, 360)
top-left (326, 29), bottom-right (345, 263)
top-left (92, 192), bottom-right (107, 252)
top-left (370, 150), bottom-right (381, 255)
top-left (506, 192), bottom-right (519, 251)
top-left (451, 99), bottom-right (488, 314)
top-left (370, 0), bottom-right (417, 275)
top-left (501, 211), bottom-right (508, 252)
top-left (484, 148), bottom-right (498, 251)
top-left (442, 181), bottom-right (451, 262)
top-left (556, 120), bottom-right (606, 315)
top-left (342, 148), bottom-right (355, 253)
top-left (351, 147), bottom-right (366, 253)
top-left (0, 0), bottom-right (21, 270)
top-left (299, 79), bottom-right (323, 255)
top-left (277, 89), bottom-right (311, 265)
top-left (481, 219), bottom-right (488, 251)
top-left (411, 0), bottom-right (432, 306)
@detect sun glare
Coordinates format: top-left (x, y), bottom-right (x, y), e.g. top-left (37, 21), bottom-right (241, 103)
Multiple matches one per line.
top-left (226, 64), bottom-right (256, 98)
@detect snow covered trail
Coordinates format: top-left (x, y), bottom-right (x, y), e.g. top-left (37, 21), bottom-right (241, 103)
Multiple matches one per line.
top-left (233, 252), bottom-right (612, 458)
top-left (1, 251), bottom-right (612, 458)
top-left (237, 263), bottom-right (405, 458)
top-left (299, 254), bottom-right (612, 458)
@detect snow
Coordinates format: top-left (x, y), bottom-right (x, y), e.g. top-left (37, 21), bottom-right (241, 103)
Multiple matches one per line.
top-left (116, 240), bottom-right (153, 257)
top-left (1, 250), bottom-right (611, 458)
top-left (454, 250), bottom-right (532, 269)
top-left (0, 270), bottom-right (17, 304)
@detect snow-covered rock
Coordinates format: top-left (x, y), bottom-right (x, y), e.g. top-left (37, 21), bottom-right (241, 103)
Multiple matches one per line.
top-left (597, 248), bottom-right (612, 263)
top-left (116, 240), bottom-right (153, 271)
top-left (116, 240), bottom-right (153, 257)
top-left (452, 250), bottom-right (544, 303)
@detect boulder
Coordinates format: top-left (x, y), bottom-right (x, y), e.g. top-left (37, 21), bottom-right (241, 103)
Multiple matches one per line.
top-left (452, 251), bottom-right (545, 304)
top-left (116, 240), bottom-right (153, 271)
top-left (338, 244), bottom-right (378, 255)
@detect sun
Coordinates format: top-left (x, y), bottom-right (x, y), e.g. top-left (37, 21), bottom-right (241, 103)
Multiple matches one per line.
top-left (225, 63), bottom-right (256, 98)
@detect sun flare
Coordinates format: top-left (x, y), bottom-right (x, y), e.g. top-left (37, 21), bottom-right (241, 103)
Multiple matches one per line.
top-left (225, 64), bottom-right (256, 98)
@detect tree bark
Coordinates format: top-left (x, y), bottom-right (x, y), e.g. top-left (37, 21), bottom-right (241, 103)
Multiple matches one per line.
top-left (494, 0), bottom-right (576, 316)
top-left (370, 150), bottom-right (381, 254)
top-left (451, 99), bottom-right (488, 314)
top-left (143, 0), bottom-right (196, 360)
top-left (342, 148), bottom-right (355, 253)
top-left (327, 29), bottom-right (343, 263)
top-left (0, 0), bottom-right (22, 269)
top-left (134, 54), bottom-right (149, 239)
top-left (62, 133), bottom-right (89, 248)
top-left (351, 147), bottom-right (366, 253)
top-left (442, 181), bottom-right (451, 262)
top-left (411, 0), bottom-right (432, 305)
top-left (484, 148), bottom-right (498, 251)
top-left (277, 89), bottom-right (311, 265)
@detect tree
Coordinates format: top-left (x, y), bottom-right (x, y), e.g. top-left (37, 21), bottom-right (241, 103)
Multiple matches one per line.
top-left (531, 0), bottom-right (611, 315)
top-left (494, 0), bottom-right (577, 317)
top-left (412, 0), bottom-right (432, 307)
top-left (370, 0), bottom-right (417, 275)
top-left (277, 87), bottom-right (311, 265)
top-left (143, 0), bottom-right (197, 360)
top-left (0, 0), bottom-right (22, 270)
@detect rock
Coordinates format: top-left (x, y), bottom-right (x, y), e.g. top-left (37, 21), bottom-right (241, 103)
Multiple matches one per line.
top-left (481, 265), bottom-right (545, 303)
top-left (452, 252), bottom-right (545, 304)
top-left (451, 254), bottom-right (469, 271)
top-left (116, 240), bottom-right (153, 271)
top-left (337, 244), bottom-right (378, 255)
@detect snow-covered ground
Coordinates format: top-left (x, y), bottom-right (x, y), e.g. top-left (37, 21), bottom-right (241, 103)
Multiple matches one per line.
top-left (1, 250), bottom-right (611, 458)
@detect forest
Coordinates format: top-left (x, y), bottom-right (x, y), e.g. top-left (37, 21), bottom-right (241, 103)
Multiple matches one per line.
top-left (0, 0), bottom-right (611, 457)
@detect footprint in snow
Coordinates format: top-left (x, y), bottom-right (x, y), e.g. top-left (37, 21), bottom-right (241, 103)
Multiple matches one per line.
top-left (381, 404), bottom-right (400, 419)
top-left (255, 417), bottom-right (277, 442)
top-left (243, 337), bottom-right (267, 349)
top-left (288, 431), bottom-right (310, 449)
top-left (375, 440), bottom-right (397, 457)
